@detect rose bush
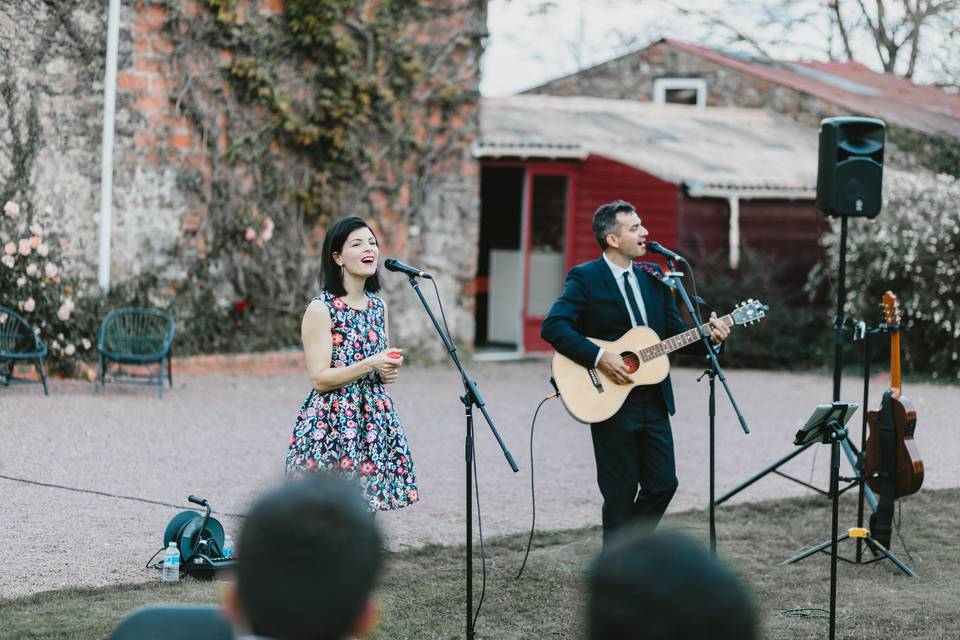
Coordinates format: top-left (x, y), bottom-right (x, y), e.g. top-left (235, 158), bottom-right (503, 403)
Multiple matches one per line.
top-left (1, 200), bottom-right (94, 372)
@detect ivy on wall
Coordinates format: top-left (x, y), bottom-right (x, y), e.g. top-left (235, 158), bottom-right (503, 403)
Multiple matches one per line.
top-left (154, 0), bottom-right (483, 355)
top-left (887, 125), bottom-right (960, 179)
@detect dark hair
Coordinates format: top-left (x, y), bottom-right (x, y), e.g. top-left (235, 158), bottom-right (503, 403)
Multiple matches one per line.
top-left (592, 200), bottom-right (636, 250)
top-left (320, 216), bottom-right (381, 296)
top-left (237, 474), bottom-right (382, 640)
top-left (588, 530), bottom-right (757, 640)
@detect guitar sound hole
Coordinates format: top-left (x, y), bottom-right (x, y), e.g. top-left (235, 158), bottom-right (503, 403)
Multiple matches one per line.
top-left (620, 352), bottom-right (640, 374)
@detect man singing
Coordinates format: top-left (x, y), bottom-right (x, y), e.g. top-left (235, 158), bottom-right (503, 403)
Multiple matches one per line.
top-left (541, 200), bottom-right (730, 544)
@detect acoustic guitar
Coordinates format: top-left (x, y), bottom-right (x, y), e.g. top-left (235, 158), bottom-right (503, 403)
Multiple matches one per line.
top-left (865, 292), bottom-right (924, 498)
top-left (552, 299), bottom-right (768, 423)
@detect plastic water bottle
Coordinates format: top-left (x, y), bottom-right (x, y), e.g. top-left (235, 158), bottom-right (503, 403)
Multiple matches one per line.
top-left (221, 534), bottom-right (235, 559)
top-left (162, 542), bottom-right (180, 582)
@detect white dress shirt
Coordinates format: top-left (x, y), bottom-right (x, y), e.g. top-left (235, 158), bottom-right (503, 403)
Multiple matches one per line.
top-left (594, 254), bottom-right (648, 366)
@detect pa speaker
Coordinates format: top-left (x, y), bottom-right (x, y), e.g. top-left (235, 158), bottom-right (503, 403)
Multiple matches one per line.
top-left (816, 117), bottom-right (885, 218)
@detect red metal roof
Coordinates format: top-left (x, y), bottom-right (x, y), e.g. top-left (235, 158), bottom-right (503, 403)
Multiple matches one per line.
top-left (663, 38), bottom-right (960, 138)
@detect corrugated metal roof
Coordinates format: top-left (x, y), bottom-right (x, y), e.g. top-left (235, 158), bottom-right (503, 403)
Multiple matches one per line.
top-left (479, 95), bottom-right (819, 194)
top-left (664, 39), bottom-right (960, 138)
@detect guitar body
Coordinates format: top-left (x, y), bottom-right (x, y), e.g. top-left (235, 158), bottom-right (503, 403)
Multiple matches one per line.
top-left (552, 326), bottom-right (670, 424)
top-left (550, 300), bottom-right (767, 425)
top-left (865, 394), bottom-right (924, 498)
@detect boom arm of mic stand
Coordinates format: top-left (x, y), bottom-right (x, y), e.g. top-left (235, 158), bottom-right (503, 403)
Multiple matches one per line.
top-left (665, 257), bottom-right (750, 435)
top-left (404, 275), bottom-right (519, 472)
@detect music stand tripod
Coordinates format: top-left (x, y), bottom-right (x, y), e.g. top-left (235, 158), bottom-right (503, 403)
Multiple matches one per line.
top-left (781, 402), bottom-right (915, 640)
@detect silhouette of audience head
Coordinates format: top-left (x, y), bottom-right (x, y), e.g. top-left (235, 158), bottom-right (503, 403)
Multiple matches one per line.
top-left (587, 528), bottom-right (757, 640)
top-left (223, 473), bottom-right (381, 640)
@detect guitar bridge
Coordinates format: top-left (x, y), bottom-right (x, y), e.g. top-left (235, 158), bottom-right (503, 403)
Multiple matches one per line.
top-left (588, 368), bottom-right (604, 393)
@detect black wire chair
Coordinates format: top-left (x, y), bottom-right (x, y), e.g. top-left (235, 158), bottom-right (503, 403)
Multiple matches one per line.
top-left (96, 307), bottom-right (175, 398)
top-left (0, 305), bottom-right (49, 396)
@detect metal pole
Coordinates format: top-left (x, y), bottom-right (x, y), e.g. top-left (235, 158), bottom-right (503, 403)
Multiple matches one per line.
top-left (832, 216), bottom-right (848, 401)
top-left (98, 0), bottom-right (121, 291)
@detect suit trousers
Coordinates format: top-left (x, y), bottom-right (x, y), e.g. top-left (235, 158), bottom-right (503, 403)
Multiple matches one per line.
top-left (590, 386), bottom-right (678, 546)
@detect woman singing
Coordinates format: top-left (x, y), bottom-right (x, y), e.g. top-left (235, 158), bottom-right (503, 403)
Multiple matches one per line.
top-left (286, 216), bottom-right (419, 512)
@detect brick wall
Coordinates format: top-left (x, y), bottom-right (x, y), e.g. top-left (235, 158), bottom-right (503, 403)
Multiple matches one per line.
top-left (1, 0), bottom-right (486, 357)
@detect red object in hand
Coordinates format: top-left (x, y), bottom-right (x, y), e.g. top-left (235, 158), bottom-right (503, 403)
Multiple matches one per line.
top-left (387, 351), bottom-right (401, 359)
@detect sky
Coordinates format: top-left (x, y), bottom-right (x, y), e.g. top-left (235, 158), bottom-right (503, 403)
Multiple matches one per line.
top-left (479, 0), bottom-right (951, 97)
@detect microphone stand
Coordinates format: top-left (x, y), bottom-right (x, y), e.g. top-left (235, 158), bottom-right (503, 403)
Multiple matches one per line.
top-left (662, 256), bottom-right (750, 556)
top-left (400, 274), bottom-right (519, 640)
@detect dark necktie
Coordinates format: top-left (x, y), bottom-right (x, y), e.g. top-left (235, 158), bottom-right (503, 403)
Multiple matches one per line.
top-left (622, 271), bottom-right (644, 327)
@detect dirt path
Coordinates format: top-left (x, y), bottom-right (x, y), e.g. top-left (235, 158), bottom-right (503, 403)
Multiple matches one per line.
top-left (1, 359), bottom-right (956, 598)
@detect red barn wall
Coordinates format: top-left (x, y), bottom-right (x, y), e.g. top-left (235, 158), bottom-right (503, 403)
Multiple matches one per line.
top-left (568, 155), bottom-right (680, 268)
top-left (677, 195), bottom-right (826, 284)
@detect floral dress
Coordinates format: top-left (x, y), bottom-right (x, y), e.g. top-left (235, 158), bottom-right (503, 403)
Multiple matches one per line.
top-left (286, 291), bottom-right (419, 512)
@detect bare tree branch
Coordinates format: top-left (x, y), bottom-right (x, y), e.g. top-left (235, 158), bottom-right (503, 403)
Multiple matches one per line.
top-left (830, 0), bottom-right (857, 59)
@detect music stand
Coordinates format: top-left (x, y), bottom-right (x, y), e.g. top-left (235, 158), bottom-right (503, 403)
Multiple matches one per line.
top-left (781, 402), bottom-right (915, 640)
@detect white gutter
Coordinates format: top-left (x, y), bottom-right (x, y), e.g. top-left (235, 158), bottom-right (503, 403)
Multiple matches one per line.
top-left (97, 0), bottom-right (121, 291)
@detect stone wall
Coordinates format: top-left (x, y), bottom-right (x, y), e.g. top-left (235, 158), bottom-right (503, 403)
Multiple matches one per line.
top-left (525, 40), bottom-right (842, 125)
top-left (0, 0), bottom-right (486, 358)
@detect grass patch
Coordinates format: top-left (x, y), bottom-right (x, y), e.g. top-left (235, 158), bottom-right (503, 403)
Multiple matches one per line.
top-left (3, 488), bottom-right (958, 639)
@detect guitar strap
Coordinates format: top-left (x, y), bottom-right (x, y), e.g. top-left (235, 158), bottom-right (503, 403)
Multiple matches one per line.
top-left (869, 390), bottom-right (897, 549)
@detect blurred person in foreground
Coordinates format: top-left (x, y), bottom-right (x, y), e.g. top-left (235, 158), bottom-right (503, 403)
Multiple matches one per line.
top-left (587, 529), bottom-right (757, 640)
top-left (222, 474), bottom-right (382, 640)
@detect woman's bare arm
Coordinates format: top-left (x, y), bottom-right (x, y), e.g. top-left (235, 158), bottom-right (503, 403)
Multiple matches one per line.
top-left (302, 300), bottom-right (377, 392)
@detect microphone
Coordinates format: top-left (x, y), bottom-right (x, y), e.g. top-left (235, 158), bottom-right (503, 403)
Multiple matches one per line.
top-left (384, 258), bottom-right (433, 279)
top-left (645, 241), bottom-right (687, 263)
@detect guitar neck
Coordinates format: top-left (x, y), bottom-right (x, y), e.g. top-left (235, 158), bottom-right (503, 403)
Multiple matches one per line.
top-left (890, 328), bottom-right (901, 397)
top-left (639, 314), bottom-right (733, 362)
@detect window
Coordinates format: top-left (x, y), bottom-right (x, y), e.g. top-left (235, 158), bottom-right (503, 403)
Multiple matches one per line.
top-left (653, 78), bottom-right (707, 108)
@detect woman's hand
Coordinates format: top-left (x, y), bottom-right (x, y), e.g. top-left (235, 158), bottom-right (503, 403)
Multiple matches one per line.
top-left (369, 348), bottom-right (404, 375)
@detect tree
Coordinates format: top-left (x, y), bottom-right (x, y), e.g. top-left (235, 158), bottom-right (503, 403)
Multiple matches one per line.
top-left (671, 0), bottom-right (960, 84)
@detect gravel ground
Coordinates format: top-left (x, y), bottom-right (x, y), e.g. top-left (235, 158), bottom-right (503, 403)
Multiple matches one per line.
top-left (1, 359), bottom-right (957, 599)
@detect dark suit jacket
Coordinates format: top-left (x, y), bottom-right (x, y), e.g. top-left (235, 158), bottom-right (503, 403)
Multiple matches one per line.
top-left (541, 257), bottom-right (709, 416)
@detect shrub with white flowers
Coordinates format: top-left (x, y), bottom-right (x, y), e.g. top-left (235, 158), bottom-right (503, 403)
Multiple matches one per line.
top-left (812, 170), bottom-right (960, 380)
top-left (1, 200), bottom-right (93, 370)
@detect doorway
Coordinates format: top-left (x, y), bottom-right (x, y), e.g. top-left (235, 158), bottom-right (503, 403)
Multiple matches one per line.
top-left (475, 166), bottom-right (523, 355)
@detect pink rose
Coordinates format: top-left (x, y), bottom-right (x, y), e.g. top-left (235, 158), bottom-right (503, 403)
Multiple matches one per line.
top-left (29, 223), bottom-right (42, 236)
top-left (29, 236), bottom-right (40, 249)
top-left (22, 298), bottom-right (35, 312)
top-left (57, 306), bottom-right (71, 321)
top-left (45, 263), bottom-right (59, 278)
top-left (3, 242), bottom-right (15, 255)
top-left (65, 344), bottom-right (76, 356)
top-left (36, 243), bottom-right (49, 257)
top-left (1, 255), bottom-right (14, 269)
top-left (3, 201), bottom-right (19, 217)
top-left (18, 239), bottom-right (30, 256)
top-left (244, 227), bottom-right (256, 241)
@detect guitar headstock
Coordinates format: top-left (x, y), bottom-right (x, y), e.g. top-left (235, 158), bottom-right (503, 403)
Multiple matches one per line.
top-left (881, 291), bottom-right (900, 327)
top-left (731, 299), bottom-right (768, 326)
